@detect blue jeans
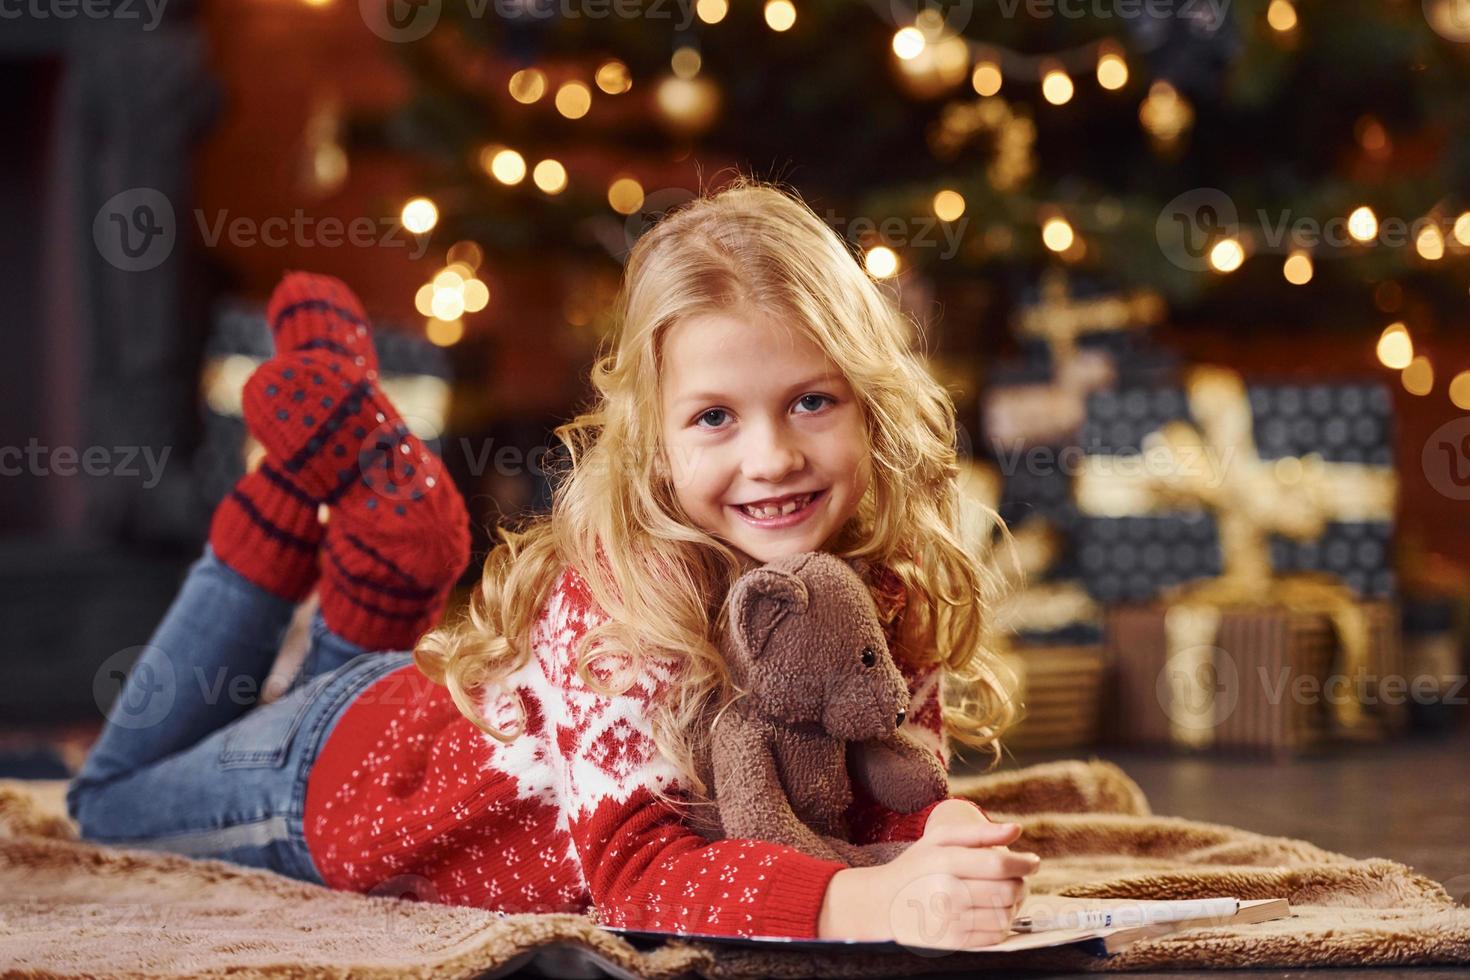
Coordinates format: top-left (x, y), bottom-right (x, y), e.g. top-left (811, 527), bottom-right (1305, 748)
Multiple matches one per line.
top-left (65, 546), bottom-right (414, 885)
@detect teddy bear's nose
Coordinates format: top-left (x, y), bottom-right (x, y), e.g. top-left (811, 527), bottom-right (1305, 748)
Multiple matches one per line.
top-left (895, 711), bottom-right (906, 727)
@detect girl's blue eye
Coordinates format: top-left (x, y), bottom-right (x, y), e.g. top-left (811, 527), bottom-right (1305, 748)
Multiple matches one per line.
top-left (693, 393), bottom-right (834, 429)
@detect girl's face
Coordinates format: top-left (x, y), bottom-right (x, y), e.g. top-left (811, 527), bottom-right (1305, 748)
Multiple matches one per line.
top-left (658, 309), bottom-right (872, 565)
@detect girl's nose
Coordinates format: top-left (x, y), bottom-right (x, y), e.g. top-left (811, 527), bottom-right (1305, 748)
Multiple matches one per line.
top-left (741, 425), bottom-right (804, 482)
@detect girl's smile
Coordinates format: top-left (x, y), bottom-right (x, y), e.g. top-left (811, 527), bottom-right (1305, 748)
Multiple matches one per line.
top-left (658, 309), bottom-right (871, 564)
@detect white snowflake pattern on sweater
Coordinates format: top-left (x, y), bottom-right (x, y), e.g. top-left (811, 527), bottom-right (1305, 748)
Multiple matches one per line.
top-left (301, 562), bottom-right (975, 938)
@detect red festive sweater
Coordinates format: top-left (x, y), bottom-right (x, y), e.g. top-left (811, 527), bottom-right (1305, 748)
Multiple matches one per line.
top-left (301, 562), bottom-right (986, 939)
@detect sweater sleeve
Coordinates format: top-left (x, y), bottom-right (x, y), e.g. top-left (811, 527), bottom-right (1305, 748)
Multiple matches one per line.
top-left (844, 657), bottom-right (989, 844)
top-left (542, 569), bottom-right (848, 939)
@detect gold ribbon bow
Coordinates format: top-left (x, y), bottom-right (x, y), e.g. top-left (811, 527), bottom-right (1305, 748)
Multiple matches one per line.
top-left (1075, 366), bottom-right (1397, 733)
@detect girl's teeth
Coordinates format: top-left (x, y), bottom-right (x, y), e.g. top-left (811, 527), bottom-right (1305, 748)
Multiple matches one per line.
top-left (742, 493), bottom-right (811, 518)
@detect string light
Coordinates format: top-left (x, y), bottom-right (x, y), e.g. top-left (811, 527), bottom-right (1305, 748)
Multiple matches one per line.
top-left (1402, 356), bottom-right (1434, 396)
top-left (1348, 205), bottom-right (1378, 243)
top-left (431, 288), bottom-right (465, 321)
top-left (420, 258), bottom-right (491, 326)
top-left (401, 197), bottom-right (438, 235)
top-left (1355, 115), bottom-right (1390, 159)
top-left (1096, 49), bottom-right (1128, 90)
top-left (1451, 371), bottom-right (1470, 410)
top-left (1454, 211), bottom-right (1470, 246)
top-left (463, 279), bottom-right (490, 313)
top-left (1139, 81), bottom-right (1193, 148)
top-left (608, 176), bottom-right (645, 214)
top-left (696, 0), bottom-right (727, 24)
top-left (1208, 237), bottom-right (1244, 273)
top-left (764, 0), bottom-right (795, 31)
top-left (487, 148), bottom-right (526, 185)
top-left (972, 60), bottom-right (1002, 96)
top-left (426, 318), bottom-right (464, 348)
top-left (1266, 0), bottom-right (1298, 32)
top-left (508, 69), bottom-right (547, 104)
top-left (1416, 223), bottom-right (1445, 261)
top-left (533, 159), bottom-right (568, 194)
top-left (933, 189), bottom-right (966, 222)
top-left (671, 46), bottom-right (702, 79)
top-left (1041, 66), bottom-right (1074, 105)
top-left (1041, 216), bottom-right (1074, 252)
top-left (1376, 322), bottom-right (1413, 369)
top-left (446, 240), bottom-right (482, 270)
top-left (555, 81), bottom-right (592, 119)
top-left (893, 27), bottom-right (925, 60)
top-left (1283, 250), bottom-right (1313, 284)
top-left (595, 60), bottom-right (631, 94)
top-left (865, 245), bottom-right (899, 278)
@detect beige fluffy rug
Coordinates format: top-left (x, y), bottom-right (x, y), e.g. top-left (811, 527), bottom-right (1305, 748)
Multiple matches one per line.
top-left (3, 759), bottom-right (1468, 977)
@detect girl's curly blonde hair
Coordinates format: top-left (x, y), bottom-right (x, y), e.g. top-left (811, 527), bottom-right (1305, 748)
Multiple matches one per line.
top-left (413, 174), bottom-right (1019, 805)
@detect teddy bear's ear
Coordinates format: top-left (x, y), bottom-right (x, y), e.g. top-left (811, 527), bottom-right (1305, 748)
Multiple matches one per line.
top-left (733, 568), bottom-right (809, 660)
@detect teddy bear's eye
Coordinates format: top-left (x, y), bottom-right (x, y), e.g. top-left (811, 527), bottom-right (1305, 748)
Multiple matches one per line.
top-left (861, 647), bottom-right (876, 668)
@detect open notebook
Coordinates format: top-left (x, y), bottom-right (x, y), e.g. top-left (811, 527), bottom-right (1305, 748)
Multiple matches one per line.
top-left (600, 894), bottom-right (1292, 958)
top-left (484, 896), bottom-right (1293, 978)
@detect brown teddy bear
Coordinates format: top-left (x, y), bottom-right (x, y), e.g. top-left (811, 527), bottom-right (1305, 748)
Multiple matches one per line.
top-left (688, 552), bottom-right (950, 866)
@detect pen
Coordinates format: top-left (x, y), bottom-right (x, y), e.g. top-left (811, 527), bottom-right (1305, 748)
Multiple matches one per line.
top-left (1012, 897), bottom-right (1240, 933)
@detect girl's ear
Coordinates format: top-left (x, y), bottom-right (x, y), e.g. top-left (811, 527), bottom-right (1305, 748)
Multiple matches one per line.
top-left (732, 568), bottom-right (809, 660)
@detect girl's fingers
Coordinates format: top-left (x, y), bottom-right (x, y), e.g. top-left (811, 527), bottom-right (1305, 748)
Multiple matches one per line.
top-left (937, 845), bottom-right (1041, 880)
top-left (961, 882), bottom-right (1023, 929)
top-left (925, 820), bottom-right (1021, 848)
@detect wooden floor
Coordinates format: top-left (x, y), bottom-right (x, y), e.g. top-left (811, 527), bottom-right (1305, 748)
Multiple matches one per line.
top-left (934, 724), bottom-right (1470, 979)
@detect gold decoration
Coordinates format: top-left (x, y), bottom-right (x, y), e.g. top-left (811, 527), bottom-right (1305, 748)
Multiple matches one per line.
top-left (928, 97), bottom-right (1036, 192)
top-left (1074, 366), bottom-right (1399, 732)
top-left (1139, 81), bottom-right (1193, 154)
top-left (984, 269), bottom-right (1164, 447)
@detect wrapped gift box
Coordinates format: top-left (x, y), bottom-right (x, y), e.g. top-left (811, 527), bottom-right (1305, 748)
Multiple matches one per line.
top-left (1075, 376), bottom-right (1396, 603)
top-left (1104, 600), bottom-right (1405, 757)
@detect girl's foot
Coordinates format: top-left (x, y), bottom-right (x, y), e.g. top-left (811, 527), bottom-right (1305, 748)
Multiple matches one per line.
top-left (241, 351), bottom-right (470, 650)
top-left (207, 271), bottom-right (374, 602)
top-left (266, 271), bottom-right (379, 379)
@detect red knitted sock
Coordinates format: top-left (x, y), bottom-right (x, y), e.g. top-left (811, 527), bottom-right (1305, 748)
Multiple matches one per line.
top-left (267, 271), bottom-right (380, 379)
top-left (242, 352), bottom-right (470, 651)
top-left (208, 462), bottom-right (323, 602)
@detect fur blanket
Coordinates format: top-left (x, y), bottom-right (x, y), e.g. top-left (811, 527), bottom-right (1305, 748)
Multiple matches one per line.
top-left (3, 759), bottom-right (1467, 977)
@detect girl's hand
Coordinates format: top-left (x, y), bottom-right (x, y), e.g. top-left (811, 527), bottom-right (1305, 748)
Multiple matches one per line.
top-left (818, 818), bottom-right (1040, 949)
